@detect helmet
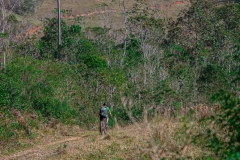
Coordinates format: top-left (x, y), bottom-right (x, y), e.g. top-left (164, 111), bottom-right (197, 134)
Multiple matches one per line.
top-left (103, 102), bottom-right (107, 106)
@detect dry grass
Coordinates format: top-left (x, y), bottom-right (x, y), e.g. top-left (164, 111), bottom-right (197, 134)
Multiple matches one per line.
top-left (144, 118), bottom-right (212, 159)
top-left (0, 97), bottom-right (214, 159)
top-left (15, 0), bottom-right (190, 38)
top-left (0, 113), bottom-right (212, 160)
top-left (35, 0), bottom-right (190, 27)
top-left (0, 98), bottom-right (214, 159)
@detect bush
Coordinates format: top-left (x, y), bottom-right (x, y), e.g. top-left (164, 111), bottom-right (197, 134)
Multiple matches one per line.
top-left (206, 90), bottom-right (240, 159)
top-left (0, 57), bottom-right (78, 123)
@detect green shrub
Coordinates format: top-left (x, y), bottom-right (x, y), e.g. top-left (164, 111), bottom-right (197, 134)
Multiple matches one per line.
top-left (0, 57), bottom-right (78, 123)
top-left (113, 106), bottom-right (144, 125)
top-left (207, 90), bottom-right (240, 159)
top-left (80, 55), bottom-right (107, 70)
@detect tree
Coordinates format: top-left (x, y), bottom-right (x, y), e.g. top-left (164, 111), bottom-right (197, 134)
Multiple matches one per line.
top-left (39, 18), bottom-right (81, 62)
top-left (165, 0), bottom-right (240, 105)
top-left (0, 0), bottom-right (18, 71)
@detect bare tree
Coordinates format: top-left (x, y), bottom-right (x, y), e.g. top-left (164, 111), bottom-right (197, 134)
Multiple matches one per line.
top-left (57, 0), bottom-right (61, 47)
top-left (0, 0), bottom-right (17, 71)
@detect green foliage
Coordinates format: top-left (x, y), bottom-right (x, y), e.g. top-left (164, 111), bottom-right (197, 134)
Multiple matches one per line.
top-left (124, 36), bottom-right (143, 68)
top-left (26, 19), bottom-right (128, 129)
top-left (38, 17), bottom-right (107, 65)
top-left (16, 37), bottom-right (40, 58)
top-left (2, 2), bottom-right (239, 158)
top-left (39, 18), bottom-right (81, 61)
top-left (206, 91), bottom-right (240, 159)
top-left (80, 55), bottom-right (107, 70)
top-left (106, 69), bottom-right (126, 87)
top-left (112, 106), bottom-right (144, 125)
top-left (7, 14), bottom-right (17, 22)
top-left (0, 32), bottom-right (8, 38)
top-left (0, 57), bottom-right (78, 123)
top-left (77, 38), bottom-right (98, 56)
top-left (164, 0), bottom-right (240, 105)
top-left (198, 64), bottom-right (230, 93)
top-left (0, 115), bottom-right (18, 141)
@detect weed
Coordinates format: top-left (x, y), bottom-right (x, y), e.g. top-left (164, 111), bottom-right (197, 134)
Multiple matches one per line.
top-left (88, 137), bottom-right (96, 143)
top-left (57, 143), bottom-right (68, 155)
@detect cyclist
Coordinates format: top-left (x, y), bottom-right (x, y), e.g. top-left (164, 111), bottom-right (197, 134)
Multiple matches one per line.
top-left (99, 102), bottom-right (112, 128)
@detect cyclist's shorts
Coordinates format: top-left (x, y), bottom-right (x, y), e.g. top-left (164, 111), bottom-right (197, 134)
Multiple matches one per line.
top-left (100, 115), bottom-right (107, 121)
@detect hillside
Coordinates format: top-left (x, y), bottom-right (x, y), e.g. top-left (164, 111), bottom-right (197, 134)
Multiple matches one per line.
top-left (36, 0), bottom-right (189, 19)
top-left (33, 0), bottom-right (189, 31)
top-left (0, 0), bottom-right (239, 159)
top-left (13, 0), bottom-right (190, 39)
top-left (15, 0), bottom-right (190, 45)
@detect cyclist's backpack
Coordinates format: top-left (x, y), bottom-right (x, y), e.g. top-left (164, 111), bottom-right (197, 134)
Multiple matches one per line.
top-left (100, 106), bottom-right (107, 117)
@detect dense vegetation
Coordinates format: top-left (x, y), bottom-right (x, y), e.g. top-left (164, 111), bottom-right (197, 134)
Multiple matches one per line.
top-left (0, 0), bottom-right (239, 159)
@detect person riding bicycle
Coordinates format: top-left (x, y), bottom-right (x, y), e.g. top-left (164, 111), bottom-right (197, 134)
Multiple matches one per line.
top-left (99, 102), bottom-right (112, 127)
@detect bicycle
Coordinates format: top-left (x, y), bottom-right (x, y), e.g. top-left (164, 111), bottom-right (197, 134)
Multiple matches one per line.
top-left (100, 117), bottom-right (108, 135)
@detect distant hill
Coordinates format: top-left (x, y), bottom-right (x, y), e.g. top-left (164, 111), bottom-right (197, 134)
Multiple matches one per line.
top-left (35, 0), bottom-right (190, 28)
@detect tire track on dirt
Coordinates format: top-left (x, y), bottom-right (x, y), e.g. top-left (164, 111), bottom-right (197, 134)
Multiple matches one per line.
top-left (0, 136), bottom-right (83, 160)
top-left (1, 124), bottom-right (150, 160)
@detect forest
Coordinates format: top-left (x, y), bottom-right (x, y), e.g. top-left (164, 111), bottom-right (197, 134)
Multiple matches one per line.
top-left (0, 0), bottom-right (239, 159)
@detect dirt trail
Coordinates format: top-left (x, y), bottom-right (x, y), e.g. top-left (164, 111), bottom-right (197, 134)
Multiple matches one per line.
top-left (0, 125), bottom-right (149, 160)
top-left (1, 136), bottom-right (83, 160)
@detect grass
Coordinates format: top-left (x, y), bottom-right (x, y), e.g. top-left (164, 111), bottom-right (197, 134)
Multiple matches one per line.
top-left (0, 111), bottom-right (216, 160)
top-left (35, 0), bottom-right (190, 28)
top-left (0, 87), bottom-right (214, 159)
top-left (14, 0), bottom-right (189, 38)
top-left (69, 118), bottom-right (210, 159)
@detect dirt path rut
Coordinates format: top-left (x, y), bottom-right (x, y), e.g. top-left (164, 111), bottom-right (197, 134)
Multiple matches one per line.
top-left (1, 136), bottom-right (83, 160)
top-left (0, 126), bottom-right (148, 160)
